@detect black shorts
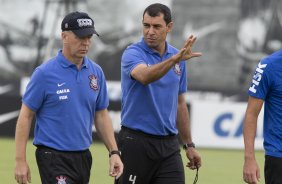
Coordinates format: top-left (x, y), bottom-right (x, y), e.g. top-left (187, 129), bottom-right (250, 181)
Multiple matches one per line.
top-left (35, 145), bottom-right (92, 184)
top-left (265, 155), bottom-right (282, 184)
top-left (115, 126), bottom-right (185, 184)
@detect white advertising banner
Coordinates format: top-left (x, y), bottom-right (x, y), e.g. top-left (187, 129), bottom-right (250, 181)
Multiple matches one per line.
top-left (191, 100), bottom-right (264, 150)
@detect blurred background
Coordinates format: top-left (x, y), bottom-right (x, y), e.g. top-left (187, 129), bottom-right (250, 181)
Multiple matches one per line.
top-left (0, 0), bottom-right (282, 184)
top-left (1, 0), bottom-right (278, 183)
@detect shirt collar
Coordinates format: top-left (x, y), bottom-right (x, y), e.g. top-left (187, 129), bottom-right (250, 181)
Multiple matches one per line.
top-left (57, 50), bottom-right (89, 69)
top-left (140, 38), bottom-right (174, 55)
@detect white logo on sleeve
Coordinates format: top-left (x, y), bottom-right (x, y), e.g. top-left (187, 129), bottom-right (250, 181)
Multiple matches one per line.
top-left (249, 62), bottom-right (267, 93)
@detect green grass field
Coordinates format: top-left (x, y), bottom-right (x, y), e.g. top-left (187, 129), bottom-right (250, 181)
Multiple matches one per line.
top-left (0, 138), bottom-right (264, 184)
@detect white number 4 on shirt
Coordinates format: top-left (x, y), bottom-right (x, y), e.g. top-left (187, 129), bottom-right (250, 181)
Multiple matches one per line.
top-left (129, 175), bottom-right (137, 184)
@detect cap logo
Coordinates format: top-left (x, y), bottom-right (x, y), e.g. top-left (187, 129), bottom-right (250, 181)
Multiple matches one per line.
top-left (77, 19), bottom-right (92, 27)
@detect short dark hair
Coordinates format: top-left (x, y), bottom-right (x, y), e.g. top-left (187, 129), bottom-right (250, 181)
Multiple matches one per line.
top-left (143, 3), bottom-right (172, 25)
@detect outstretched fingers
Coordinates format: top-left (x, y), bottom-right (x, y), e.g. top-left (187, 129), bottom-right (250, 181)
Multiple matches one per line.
top-left (190, 52), bottom-right (202, 58)
top-left (182, 35), bottom-right (202, 59)
top-left (183, 35), bottom-right (197, 49)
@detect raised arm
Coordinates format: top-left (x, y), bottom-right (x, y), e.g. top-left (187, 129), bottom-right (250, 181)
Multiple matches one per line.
top-left (131, 35), bottom-right (202, 85)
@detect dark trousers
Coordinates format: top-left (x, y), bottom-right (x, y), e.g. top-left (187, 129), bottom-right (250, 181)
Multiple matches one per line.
top-left (115, 127), bottom-right (185, 184)
top-left (265, 155), bottom-right (282, 184)
top-left (36, 146), bottom-right (92, 184)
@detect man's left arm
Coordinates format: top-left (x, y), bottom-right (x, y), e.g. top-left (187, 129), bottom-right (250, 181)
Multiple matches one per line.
top-left (177, 94), bottom-right (201, 170)
top-left (94, 109), bottom-right (123, 179)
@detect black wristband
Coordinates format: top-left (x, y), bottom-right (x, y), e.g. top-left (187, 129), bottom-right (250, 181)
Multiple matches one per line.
top-left (183, 142), bottom-right (195, 150)
top-left (109, 150), bottom-right (121, 158)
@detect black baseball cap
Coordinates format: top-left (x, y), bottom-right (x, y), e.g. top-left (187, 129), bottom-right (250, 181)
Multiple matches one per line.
top-left (61, 11), bottom-right (99, 37)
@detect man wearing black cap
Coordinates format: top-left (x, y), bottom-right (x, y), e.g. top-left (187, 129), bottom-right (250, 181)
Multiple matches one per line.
top-left (14, 11), bottom-right (123, 184)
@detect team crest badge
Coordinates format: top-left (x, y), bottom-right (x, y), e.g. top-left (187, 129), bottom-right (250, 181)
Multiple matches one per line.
top-left (173, 63), bottom-right (181, 75)
top-left (89, 75), bottom-right (99, 91)
top-left (56, 175), bottom-right (67, 184)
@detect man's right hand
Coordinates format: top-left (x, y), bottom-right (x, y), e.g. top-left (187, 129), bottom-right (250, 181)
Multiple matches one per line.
top-left (172, 35), bottom-right (202, 63)
top-left (243, 157), bottom-right (260, 184)
top-left (15, 160), bottom-right (31, 184)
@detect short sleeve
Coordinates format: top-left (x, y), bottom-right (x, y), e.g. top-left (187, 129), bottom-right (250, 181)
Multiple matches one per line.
top-left (22, 68), bottom-right (46, 111)
top-left (248, 59), bottom-right (272, 100)
top-left (121, 47), bottom-right (146, 78)
top-left (95, 70), bottom-right (109, 111)
top-left (179, 61), bottom-right (188, 94)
